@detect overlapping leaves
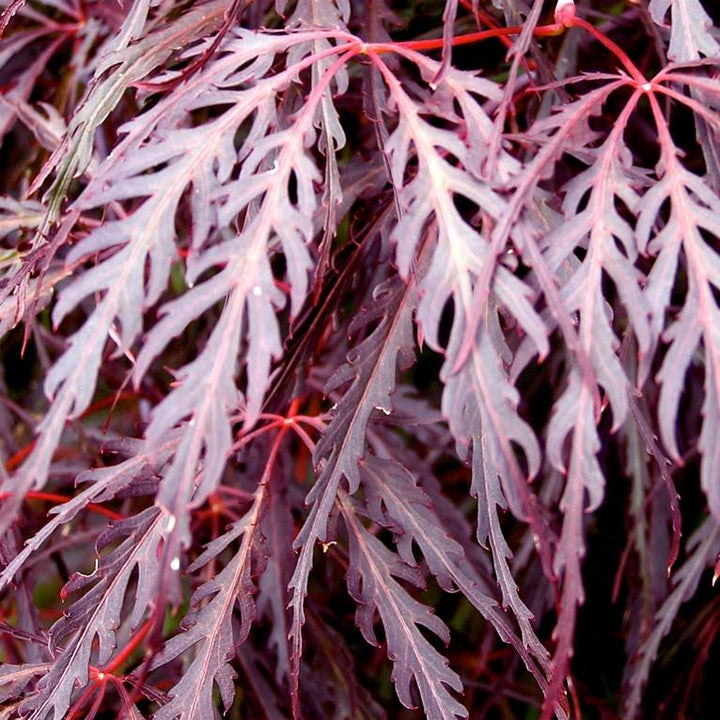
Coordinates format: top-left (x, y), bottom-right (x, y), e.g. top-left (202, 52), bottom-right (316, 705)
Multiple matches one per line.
top-left (1, 1), bottom-right (720, 719)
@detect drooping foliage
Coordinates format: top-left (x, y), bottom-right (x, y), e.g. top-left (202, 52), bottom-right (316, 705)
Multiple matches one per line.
top-left (1, 1), bottom-right (719, 718)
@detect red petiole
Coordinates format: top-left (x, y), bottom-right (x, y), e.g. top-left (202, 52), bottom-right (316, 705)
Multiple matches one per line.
top-left (361, 1), bottom-right (648, 92)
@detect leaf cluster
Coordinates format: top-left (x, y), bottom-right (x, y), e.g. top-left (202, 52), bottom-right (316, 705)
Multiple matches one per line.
top-left (1, 1), bottom-right (720, 718)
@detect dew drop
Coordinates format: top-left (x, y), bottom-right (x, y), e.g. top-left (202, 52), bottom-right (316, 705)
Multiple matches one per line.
top-left (252, 285), bottom-right (262, 296)
top-left (166, 514), bottom-right (176, 533)
top-left (170, 557), bottom-right (181, 571)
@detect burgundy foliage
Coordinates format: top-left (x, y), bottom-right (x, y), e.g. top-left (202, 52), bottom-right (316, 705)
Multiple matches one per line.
top-left (1, 1), bottom-right (720, 718)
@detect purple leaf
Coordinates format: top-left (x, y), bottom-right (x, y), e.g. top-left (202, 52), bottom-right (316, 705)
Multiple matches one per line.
top-left (342, 492), bottom-right (468, 720)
